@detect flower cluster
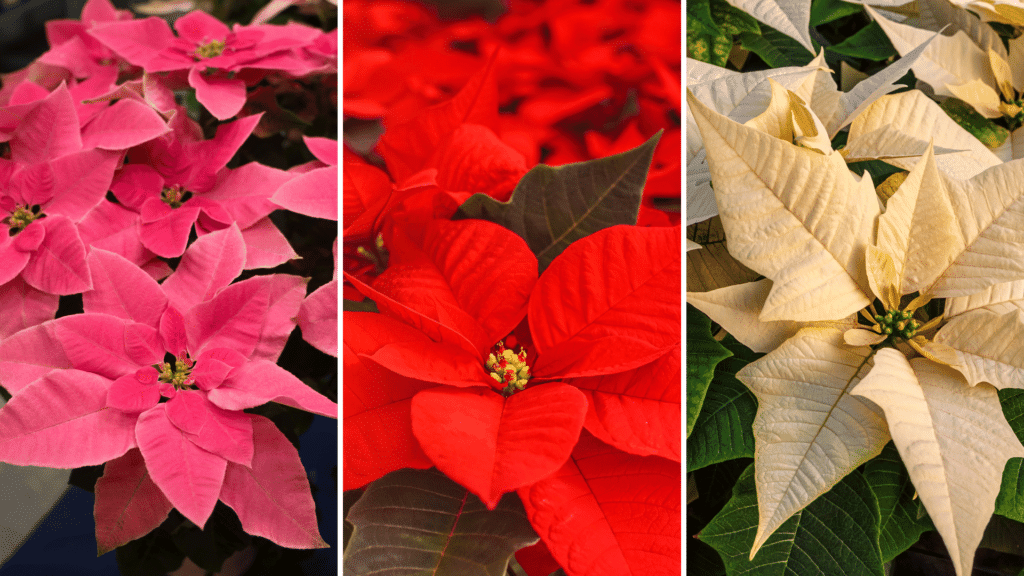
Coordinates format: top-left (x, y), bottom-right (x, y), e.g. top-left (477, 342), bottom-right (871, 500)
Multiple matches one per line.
top-left (0, 0), bottom-right (337, 565)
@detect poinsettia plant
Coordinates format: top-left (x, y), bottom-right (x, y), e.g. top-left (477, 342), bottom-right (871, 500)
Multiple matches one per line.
top-left (343, 0), bottom-right (681, 574)
top-left (688, 0), bottom-right (1024, 574)
top-left (0, 0), bottom-right (336, 573)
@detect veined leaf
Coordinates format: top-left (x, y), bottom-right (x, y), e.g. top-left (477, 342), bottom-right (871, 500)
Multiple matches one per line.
top-left (688, 90), bottom-right (876, 321)
top-left (686, 217), bottom-right (760, 292)
top-left (687, 280), bottom-right (803, 354)
top-left (828, 22), bottom-right (896, 61)
top-left (863, 442), bottom-right (935, 562)
top-left (935, 309), bottom-right (1024, 389)
top-left (810, 0), bottom-right (861, 26)
top-left (688, 306), bottom-right (732, 438)
top-left (736, 327), bottom-right (889, 556)
top-left (344, 468), bottom-right (539, 576)
top-left (700, 463), bottom-right (884, 575)
top-left (455, 132), bottom-right (661, 273)
top-left (997, 390), bottom-right (1024, 523)
top-left (726, 0), bottom-right (815, 53)
top-left (738, 28), bottom-right (814, 68)
top-left (940, 97), bottom-right (1010, 147)
top-left (851, 351), bottom-right (1024, 576)
top-left (946, 280), bottom-right (1024, 318)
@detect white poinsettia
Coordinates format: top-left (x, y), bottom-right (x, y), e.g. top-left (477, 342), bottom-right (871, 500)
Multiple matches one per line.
top-left (688, 86), bottom-right (1024, 576)
top-left (687, 34), bottom-right (936, 226)
top-left (866, 0), bottom-right (1024, 160)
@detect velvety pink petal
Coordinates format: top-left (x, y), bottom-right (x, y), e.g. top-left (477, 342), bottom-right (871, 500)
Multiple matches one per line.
top-left (10, 162), bottom-right (55, 206)
top-left (82, 0), bottom-right (126, 23)
top-left (219, 415), bottom-right (327, 548)
top-left (80, 99), bottom-right (170, 150)
top-left (303, 136), bottom-right (336, 166)
top-left (0, 370), bottom-right (136, 466)
top-left (410, 383), bottom-right (588, 509)
top-left (518, 432), bottom-right (681, 576)
top-left (297, 279), bottom-right (336, 356)
top-left (203, 162), bottom-right (293, 228)
top-left (174, 10), bottom-right (230, 42)
top-left (139, 204), bottom-right (201, 258)
top-left (0, 276), bottom-right (58, 339)
top-left (8, 80), bottom-right (49, 105)
top-left (165, 390), bottom-right (253, 466)
top-left (0, 231), bottom-right (32, 286)
top-left (12, 221), bottom-right (45, 252)
top-left (110, 164), bottom-right (163, 212)
top-left (188, 68), bottom-right (246, 121)
top-left (191, 357), bottom-right (235, 391)
top-left (189, 113), bottom-right (261, 176)
top-left (20, 215), bottom-right (92, 295)
top-left (0, 320), bottom-right (70, 393)
top-left (48, 149), bottom-right (121, 222)
top-left (55, 313), bottom-right (161, 379)
top-left (343, 312), bottom-right (434, 489)
top-left (207, 360), bottom-right (336, 418)
top-left (141, 257), bottom-right (172, 280)
top-left (248, 274), bottom-right (306, 361)
top-left (84, 248), bottom-right (168, 325)
top-left (239, 217), bottom-right (297, 270)
top-left (9, 84), bottom-right (82, 164)
top-left (78, 200), bottom-right (153, 266)
top-left (89, 18), bottom-right (175, 68)
top-left (160, 306), bottom-right (188, 357)
top-left (362, 340), bottom-right (491, 388)
top-left (135, 404), bottom-right (227, 528)
top-left (530, 225), bottom-right (681, 378)
top-left (574, 347), bottom-right (681, 462)
top-left (183, 284), bottom-right (265, 360)
top-left (107, 373), bottom-right (161, 413)
top-left (162, 224), bottom-right (244, 312)
top-left (270, 165), bottom-right (337, 220)
top-left (94, 448), bottom-right (174, 555)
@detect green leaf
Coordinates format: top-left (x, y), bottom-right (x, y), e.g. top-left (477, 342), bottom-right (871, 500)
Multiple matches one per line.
top-left (700, 464), bottom-right (885, 576)
top-left (738, 27), bottom-right (815, 68)
top-left (687, 305), bottom-right (733, 439)
top-left (688, 0), bottom-right (722, 35)
top-left (343, 298), bottom-right (379, 313)
top-left (827, 22), bottom-right (896, 61)
top-left (711, 0), bottom-right (760, 36)
top-left (688, 2), bottom-right (732, 67)
top-left (996, 390), bottom-right (1024, 522)
top-left (454, 132), bottom-right (662, 273)
top-left (940, 97), bottom-right (1010, 149)
top-left (690, 538), bottom-right (727, 576)
top-left (810, 0), bottom-right (862, 26)
top-left (687, 336), bottom-right (757, 471)
top-left (863, 442), bottom-right (934, 562)
top-left (846, 159), bottom-right (904, 187)
top-left (344, 468), bottom-right (539, 576)
top-left (980, 515), bottom-right (1024, 556)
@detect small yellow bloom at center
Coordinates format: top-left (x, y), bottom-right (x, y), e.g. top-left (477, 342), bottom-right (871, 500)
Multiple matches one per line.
top-left (486, 340), bottom-right (531, 393)
top-left (194, 40), bottom-right (226, 59)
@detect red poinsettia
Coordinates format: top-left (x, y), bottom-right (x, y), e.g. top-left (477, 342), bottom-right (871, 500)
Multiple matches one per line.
top-left (344, 217), bottom-right (680, 573)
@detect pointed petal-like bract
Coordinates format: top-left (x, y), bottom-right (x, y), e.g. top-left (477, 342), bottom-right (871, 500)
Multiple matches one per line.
top-left (518, 431), bottom-right (680, 576)
top-left (220, 415), bottom-right (327, 548)
top-left (530, 225), bottom-right (680, 378)
top-left (736, 327), bottom-right (889, 557)
top-left (48, 148), bottom-right (121, 222)
top-left (162, 225), bottom-right (244, 312)
top-left (934, 309), bottom-right (1024, 389)
top-left (945, 280), bottom-right (1024, 317)
top-left (207, 360), bottom-right (336, 418)
top-left (0, 370), bottom-right (136, 467)
top-left (875, 144), bottom-right (963, 296)
top-left (297, 279), bottom-right (336, 356)
top-left (188, 68), bottom-right (246, 121)
top-left (166, 391), bottom-right (254, 467)
top-left (84, 248), bottom-right (168, 326)
top-left (271, 165), bottom-right (337, 220)
top-left (94, 448), bottom-right (173, 555)
top-left (0, 277), bottom-right (58, 340)
top-left (851, 352), bottom-right (1024, 576)
top-left (9, 84), bottom-right (82, 164)
top-left (687, 280), bottom-right (802, 353)
top-left (725, 0), bottom-right (814, 52)
top-left (185, 280), bottom-right (269, 358)
top-left (81, 98), bottom-right (170, 150)
top-left (688, 91), bottom-right (875, 321)
top-left (411, 383), bottom-right (587, 510)
top-left (135, 405), bottom-right (227, 529)
top-left (238, 217), bottom-right (297, 270)
top-left (55, 313), bottom-right (161, 380)
top-left (573, 347), bottom-right (681, 462)
top-left (20, 215), bottom-right (92, 295)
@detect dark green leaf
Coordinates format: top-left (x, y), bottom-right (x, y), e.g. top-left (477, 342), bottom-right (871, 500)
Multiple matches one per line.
top-left (690, 538), bottom-right (727, 576)
top-left (739, 27), bottom-right (815, 68)
top-left (940, 97), bottom-right (1010, 148)
top-left (343, 298), bottom-right (379, 313)
top-left (711, 0), bottom-right (760, 36)
top-left (687, 336), bottom-right (757, 471)
top-left (980, 515), bottom-right (1024, 556)
top-left (690, 459), bottom-right (753, 530)
top-left (344, 468), bottom-right (539, 576)
top-left (846, 160), bottom-right (904, 187)
top-left (687, 0), bottom-right (722, 35)
top-left (863, 442), bottom-right (934, 562)
top-left (810, 0), bottom-right (862, 26)
top-left (1000, 389), bottom-right (1024, 444)
top-left (687, 305), bottom-right (733, 438)
top-left (827, 22), bottom-right (896, 61)
top-left (455, 132), bottom-right (662, 273)
top-left (700, 464), bottom-right (884, 576)
top-left (996, 391), bottom-right (1024, 522)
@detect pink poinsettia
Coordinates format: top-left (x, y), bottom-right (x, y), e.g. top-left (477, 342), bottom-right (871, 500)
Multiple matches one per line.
top-left (110, 112), bottom-right (297, 266)
top-left (0, 225), bottom-right (335, 550)
top-left (39, 0), bottom-right (134, 83)
top-left (90, 10), bottom-right (316, 119)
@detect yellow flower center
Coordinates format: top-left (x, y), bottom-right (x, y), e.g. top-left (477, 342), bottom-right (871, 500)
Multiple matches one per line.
top-left (194, 39), bottom-right (226, 59)
top-left (486, 340), bottom-right (531, 395)
top-left (161, 185), bottom-right (190, 209)
top-left (158, 355), bottom-right (195, 390)
top-left (4, 204), bottom-right (42, 235)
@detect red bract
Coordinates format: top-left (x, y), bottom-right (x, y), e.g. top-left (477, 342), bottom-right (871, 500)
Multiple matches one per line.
top-left (343, 219), bottom-right (681, 516)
